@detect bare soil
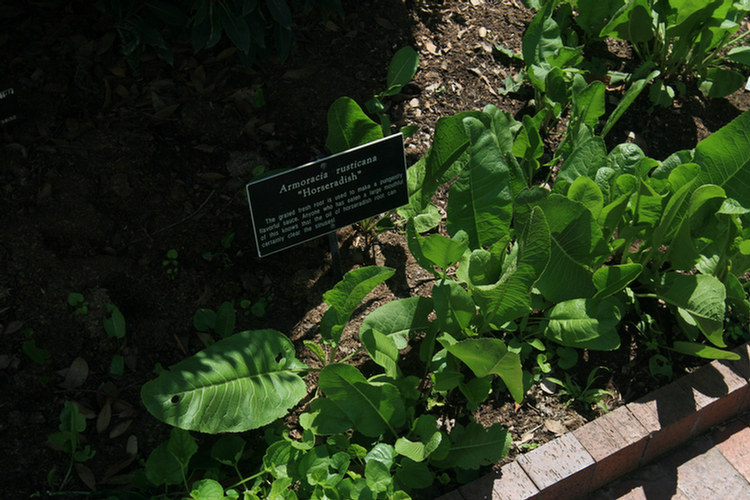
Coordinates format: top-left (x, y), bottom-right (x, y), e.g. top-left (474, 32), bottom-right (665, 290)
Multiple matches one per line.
top-left (1, 1), bottom-right (749, 498)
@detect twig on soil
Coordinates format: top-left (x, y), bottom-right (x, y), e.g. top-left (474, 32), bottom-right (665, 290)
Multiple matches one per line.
top-left (117, 189), bottom-right (216, 251)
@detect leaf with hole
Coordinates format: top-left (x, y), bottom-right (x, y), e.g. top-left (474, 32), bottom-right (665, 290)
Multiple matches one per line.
top-left (141, 329), bottom-right (308, 433)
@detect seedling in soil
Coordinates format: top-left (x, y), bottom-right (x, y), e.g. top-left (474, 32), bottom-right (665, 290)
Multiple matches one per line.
top-left (546, 366), bottom-right (613, 411)
top-left (203, 232), bottom-right (235, 268)
top-left (103, 304), bottom-right (126, 376)
top-left (22, 327), bottom-right (50, 365)
top-left (240, 296), bottom-right (270, 318)
top-left (67, 293), bottom-right (89, 315)
top-left (162, 249), bottom-right (179, 279)
top-left (47, 401), bottom-right (95, 491)
top-left (194, 301), bottom-right (236, 340)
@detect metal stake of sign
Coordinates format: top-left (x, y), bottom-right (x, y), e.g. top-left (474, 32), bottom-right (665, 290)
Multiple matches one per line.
top-left (328, 232), bottom-right (343, 283)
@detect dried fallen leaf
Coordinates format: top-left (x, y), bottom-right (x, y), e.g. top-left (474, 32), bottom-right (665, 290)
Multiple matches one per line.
top-left (126, 435), bottom-right (138, 456)
top-left (97, 400), bottom-right (112, 434)
top-left (109, 419), bottom-right (133, 439)
top-left (191, 66), bottom-right (206, 94)
top-left (544, 419), bottom-right (568, 436)
top-left (62, 357), bottom-right (88, 389)
top-left (423, 38), bottom-right (438, 55)
top-left (101, 455), bottom-right (136, 482)
top-left (99, 473), bottom-right (133, 485)
top-left (152, 104), bottom-right (180, 121)
top-left (194, 144), bottom-right (218, 153)
top-left (197, 172), bottom-right (225, 181)
top-left (108, 64), bottom-right (125, 77)
top-left (75, 463), bottom-right (96, 491)
top-left (518, 430), bottom-right (536, 444)
top-left (37, 183), bottom-right (52, 204)
top-left (3, 320), bottom-right (23, 335)
top-left (375, 17), bottom-right (395, 30)
top-left (97, 32), bottom-right (116, 55)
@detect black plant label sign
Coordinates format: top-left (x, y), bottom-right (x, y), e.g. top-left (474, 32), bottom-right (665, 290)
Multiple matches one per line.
top-left (246, 133), bottom-right (408, 257)
top-left (0, 88), bottom-right (20, 126)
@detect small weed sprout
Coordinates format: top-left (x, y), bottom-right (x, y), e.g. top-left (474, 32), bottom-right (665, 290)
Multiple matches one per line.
top-left (22, 328), bottom-right (51, 365)
top-left (546, 366), bottom-right (613, 411)
top-left (203, 233), bottom-right (235, 268)
top-left (103, 304), bottom-right (126, 376)
top-left (67, 293), bottom-right (88, 315)
top-left (162, 249), bottom-right (179, 278)
top-left (47, 401), bottom-right (95, 491)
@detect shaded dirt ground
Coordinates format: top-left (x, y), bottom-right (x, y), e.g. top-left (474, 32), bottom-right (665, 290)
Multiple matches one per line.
top-left (1, 0), bottom-right (750, 498)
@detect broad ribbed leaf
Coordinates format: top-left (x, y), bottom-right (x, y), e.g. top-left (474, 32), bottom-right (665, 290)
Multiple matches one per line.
top-left (656, 273), bottom-right (727, 347)
top-left (592, 264), bottom-right (643, 299)
top-left (361, 329), bottom-right (399, 378)
top-left (672, 341), bottom-right (740, 361)
top-left (433, 279), bottom-right (475, 336)
top-left (432, 422), bottom-right (511, 470)
top-left (384, 46), bottom-right (419, 96)
top-left (421, 231), bottom-right (470, 272)
top-left (265, 0), bottom-right (291, 28)
top-left (394, 415), bottom-right (442, 462)
top-left (544, 298), bottom-right (621, 350)
top-left (360, 296), bottom-right (434, 350)
top-left (568, 176), bottom-right (604, 220)
top-left (447, 117), bottom-right (513, 249)
top-left (321, 266), bottom-right (395, 344)
top-left (473, 206), bottom-right (550, 328)
top-left (533, 194), bottom-right (607, 302)
top-left (318, 363), bottom-right (405, 438)
top-left (325, 97), bottom-right (382, 154)
top-left (694, 109), bottom-right (750, 213)
top-left (559, 136), bottom-right (607, 185)
top-left (446, 338), bottom-right (524, 403)
top-left (141, 330), bottom-right (308, 433)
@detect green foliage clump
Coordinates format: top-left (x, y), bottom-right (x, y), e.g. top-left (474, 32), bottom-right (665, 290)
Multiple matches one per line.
top-left (94, 0), bottom-right (345, 69)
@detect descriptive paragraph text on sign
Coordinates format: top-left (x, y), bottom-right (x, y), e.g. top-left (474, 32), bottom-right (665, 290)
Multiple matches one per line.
top-left (246, 133), bottom-right (408, 257)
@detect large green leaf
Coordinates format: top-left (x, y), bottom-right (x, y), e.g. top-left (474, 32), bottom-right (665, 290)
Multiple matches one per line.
top-left (318, 363), bottom-right (405, 438)
top-left (522, 1), bottom-right (562, 66)
top-left (141, 329), bottom-right (308, 433)
top-left (592, 264), bottom-right (643, 299)
top-left (394, 415), bottom-right (443, 462)
top-left (433, 279), bottom-right (475, 337)
top-left (361, 329), bottom-right (400, 378)
top-left (599, 0), bottom-right (654, 43)
top-left (656, 273), bottom-right (727, 347)
top-left (672, 341), bottom-right (740, 360)
top-left (473, 206), bottom-right (550, 328)
top-left (420, 231), bottom-right (470, 274)
top-left (447, 117), bottom-right (514, 249)
top-left (398, 111), bottom-right (483, 218)
top-left (568, 176), bottom-right (604, 220)
top-left (544, 298), bottom-right (621, 350)
top-left (384, 46), bottom-right (419, 96)
top-left (558, 136), bottom-right (607, 185)
top-left (601, 70), bottom-right (660, 138)
top-left (532, 194), bottom-right (607, 302)
top-left (360, 296), bottom-right (434, 350)
top-left (431, 422), bottom-right (511, 470)
top-left (694, 109), bottom-right (750, 213)
top-left (445, 338), bottom-right (524, 403)
top-left (325, 97), bottom-right (383, 155)
top-left (320, 266), bottom-right (395, 345)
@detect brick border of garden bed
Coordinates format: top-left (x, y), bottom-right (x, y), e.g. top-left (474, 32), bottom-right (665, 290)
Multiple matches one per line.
top-left (437, 342), bottom-right (750, 500)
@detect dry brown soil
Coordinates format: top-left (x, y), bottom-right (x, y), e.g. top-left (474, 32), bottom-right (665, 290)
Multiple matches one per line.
top-left (1, 0), bottom-right (749, 498)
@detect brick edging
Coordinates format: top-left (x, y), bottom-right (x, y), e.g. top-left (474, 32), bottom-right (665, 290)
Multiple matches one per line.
top-left (437, 342), bottom-right (750, 500)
